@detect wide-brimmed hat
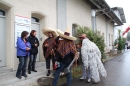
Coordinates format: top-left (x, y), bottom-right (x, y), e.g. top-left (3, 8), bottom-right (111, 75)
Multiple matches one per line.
top-left (42, 27), bottom-right (59, 38)
top-left (78, 34), bottom-right (86, 38)
top-left (57, 27), bottom-right (77, 41)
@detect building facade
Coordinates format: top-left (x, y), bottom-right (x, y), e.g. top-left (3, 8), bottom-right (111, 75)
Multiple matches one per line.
top-left (0, 0), bottom-right (125, 70)
top-left (112, 7), bottom-right (126, 41)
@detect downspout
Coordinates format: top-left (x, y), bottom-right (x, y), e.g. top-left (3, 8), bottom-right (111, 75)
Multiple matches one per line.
top-left (91, 8), bottom-right (111, 32)
top-left (91, 9), bottom-right (96, 32)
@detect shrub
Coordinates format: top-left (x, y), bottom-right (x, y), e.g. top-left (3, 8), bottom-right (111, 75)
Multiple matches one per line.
top-left (76, 26), bottom-right (106, 60)
top-left (117, 30), bottom-right (126, 52)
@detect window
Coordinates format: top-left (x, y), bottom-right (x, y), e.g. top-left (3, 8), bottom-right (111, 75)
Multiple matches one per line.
top-left (102, 33), bottom-right (104, 38)
top-left (72, 26), bottom-right (75, 36)
top-left (0, 9), bottom-right (5, 16)
top-left (72, 24), bottom-right (78, 36)
top-left (97, 31), bottom-right (100, 35)
top-left (111, 35), bottom-right (113, 46)
top-left (31, 17), bottom-right (39, 23)
top-left (109, 34), bottom-right (111, 46)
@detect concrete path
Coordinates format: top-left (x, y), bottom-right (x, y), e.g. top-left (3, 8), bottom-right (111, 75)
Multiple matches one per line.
top-left (0, 62), bottom-right (47, 86)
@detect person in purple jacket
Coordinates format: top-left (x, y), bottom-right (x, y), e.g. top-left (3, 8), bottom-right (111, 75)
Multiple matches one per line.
top-left (16, 31), bottom-right (31, 79)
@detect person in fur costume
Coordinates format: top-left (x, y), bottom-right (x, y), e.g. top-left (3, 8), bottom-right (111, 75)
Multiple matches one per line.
top-left (79, 34), bottom-right (107, 83)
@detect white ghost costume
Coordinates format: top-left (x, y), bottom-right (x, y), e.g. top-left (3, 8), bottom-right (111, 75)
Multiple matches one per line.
top-left (81, 38), bottom-right (107, 83)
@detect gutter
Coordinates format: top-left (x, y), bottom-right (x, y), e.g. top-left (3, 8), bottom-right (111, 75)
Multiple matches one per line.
top-left (89, 0), bottom-right (123, 26)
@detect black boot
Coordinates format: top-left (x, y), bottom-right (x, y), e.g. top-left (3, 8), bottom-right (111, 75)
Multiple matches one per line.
top-left (22, 74), bottom-right (28, 78)
top-left (32, 69), bottom-right (37, 72)
top-left (16, 75), bottom-right (22, 79)
top-left (28, 70), bottom-right (31, 74)
top-left (46, 70), bottom-right (50, 76)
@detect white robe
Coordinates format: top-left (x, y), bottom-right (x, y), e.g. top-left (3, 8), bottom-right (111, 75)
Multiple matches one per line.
top-left (81, 38), bottom-right (107, 83)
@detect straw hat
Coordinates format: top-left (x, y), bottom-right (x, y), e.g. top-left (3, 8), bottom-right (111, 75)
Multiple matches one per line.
top-left (42, 27), bottom-right (59, 38)
top-left (78, 34), bottom-right (86, 38)
top-left (57, 27), bottom-right (77, 41)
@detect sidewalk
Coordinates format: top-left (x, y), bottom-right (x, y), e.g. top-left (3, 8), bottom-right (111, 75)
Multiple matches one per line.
top-left (0, 62), bottom-right (46, 86)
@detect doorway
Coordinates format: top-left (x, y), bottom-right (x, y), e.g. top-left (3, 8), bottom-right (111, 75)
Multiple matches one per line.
top-left (0, 9), bottom-right (6, 67)
top-left (31, 17), bottom-right (40, 61)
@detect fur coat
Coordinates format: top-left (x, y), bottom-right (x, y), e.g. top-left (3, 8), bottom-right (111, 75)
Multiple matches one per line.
top-left (81, 38), bottom-right (107, 82)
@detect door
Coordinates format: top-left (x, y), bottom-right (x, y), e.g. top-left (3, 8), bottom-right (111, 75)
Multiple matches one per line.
top-left (31, 22), bottom-right (40, 61)
top-left (0, 16), bottom-right (5, 67)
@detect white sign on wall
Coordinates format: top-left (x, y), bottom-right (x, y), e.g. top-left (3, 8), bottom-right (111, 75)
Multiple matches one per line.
top-left (15, 15), bottom-right (31, 47)
top-left (15, 15), bottom-right (31, 25)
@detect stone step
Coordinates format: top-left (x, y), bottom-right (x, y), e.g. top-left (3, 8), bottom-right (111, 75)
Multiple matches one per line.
top-left (35, 62), bottom-right (46, 68)
top-left (6, 74), bottom-right (45, 86)
top-left (0, 67), bottom-right (13, 75)
top-left (0, 65), bottom-right (47, 86)
top-left (0, 62), bottom-right (45, 75)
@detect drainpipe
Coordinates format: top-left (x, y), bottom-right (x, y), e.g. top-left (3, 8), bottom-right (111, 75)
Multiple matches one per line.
top-left (91, 8), bottom-right (106, 32)
top-left (91, 8), bottom-right (112, 49)
top-left (91, 9), bottom-right (96, 32)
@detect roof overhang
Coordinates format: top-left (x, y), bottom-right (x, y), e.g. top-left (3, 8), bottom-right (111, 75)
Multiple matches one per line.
top-left (112, 7), bottom-right (126, 23)
top-left (89, 0), bottom-right (123, 26)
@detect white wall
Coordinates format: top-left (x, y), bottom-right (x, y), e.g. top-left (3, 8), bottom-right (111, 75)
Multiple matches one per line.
top-left (67, 0), bottom-right (92, 32)
top-left (96, 15), bottom-right (106, 44)
top-left (108, 21), bottom-right (114, 50)
top-left (0, 0), bottom-right (57, 70)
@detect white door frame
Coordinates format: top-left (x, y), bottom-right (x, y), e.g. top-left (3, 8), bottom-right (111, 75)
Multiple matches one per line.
top-left (0, 15), bottom-right (6, 67)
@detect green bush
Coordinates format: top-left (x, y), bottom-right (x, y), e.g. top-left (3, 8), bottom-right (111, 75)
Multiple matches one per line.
top-left (117, 30), bottom-right (126, 52)
top-left (76, 26), bottom-right (106, 59)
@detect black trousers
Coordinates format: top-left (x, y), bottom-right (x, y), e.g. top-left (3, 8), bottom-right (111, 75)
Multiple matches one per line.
top-left (28, 54), bottom-right (37, 70)
top-left (46, 55), bottom-right (56, 70)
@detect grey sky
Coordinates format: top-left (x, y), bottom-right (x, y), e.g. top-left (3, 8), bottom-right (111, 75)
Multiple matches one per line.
top-left (106, 0), bottom-right (129, 32)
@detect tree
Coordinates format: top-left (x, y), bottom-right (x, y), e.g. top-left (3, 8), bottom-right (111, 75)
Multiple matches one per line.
top-left (117, 30), bottom-right (123, 52)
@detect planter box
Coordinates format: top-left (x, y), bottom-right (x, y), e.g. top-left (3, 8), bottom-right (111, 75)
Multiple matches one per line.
top-left (110, 49), bottom-right (117, 54)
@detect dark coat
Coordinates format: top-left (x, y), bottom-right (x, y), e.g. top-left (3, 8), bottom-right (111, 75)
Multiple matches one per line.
top-left (28, 35), bottom-right (39, 54)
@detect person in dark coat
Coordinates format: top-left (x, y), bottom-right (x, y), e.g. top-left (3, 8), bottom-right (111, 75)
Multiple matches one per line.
top-left (16, 31), bottom-right (31, 79)
top-left (42, 27), bottom-right (59, 76)
top-left (28, 30), bottom-right (39, 74)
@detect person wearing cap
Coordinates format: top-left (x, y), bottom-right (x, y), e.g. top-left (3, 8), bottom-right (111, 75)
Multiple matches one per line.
top-left (42, 27), bottom-right (59, 76)
top-left (78, 34), bottom-right (107, 83)
top-left (52, 28), bottom-right (78, 86)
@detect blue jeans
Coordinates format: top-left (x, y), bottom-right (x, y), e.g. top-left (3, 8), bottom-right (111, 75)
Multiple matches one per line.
top-left (52, 62), bottom-right (72, 86)
top-left (28, 54), bottom-right (37, 70)
top-left (16, 56), bottom-right (28, 77)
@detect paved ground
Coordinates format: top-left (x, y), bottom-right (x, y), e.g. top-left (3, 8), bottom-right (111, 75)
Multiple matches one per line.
top-left (70, 50), bottom-right (130, 86)
top-left (0, 62), bottom-right (46, 86)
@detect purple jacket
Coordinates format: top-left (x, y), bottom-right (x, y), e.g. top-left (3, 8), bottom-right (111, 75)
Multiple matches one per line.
top-left (17, 37), bottom-right (31, 57)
